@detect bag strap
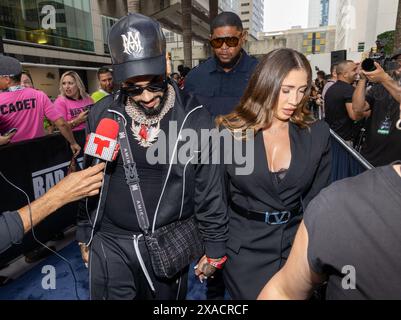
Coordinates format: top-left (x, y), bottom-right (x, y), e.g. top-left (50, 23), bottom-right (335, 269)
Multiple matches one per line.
top-left (115, 114), bottom-right (150, 235)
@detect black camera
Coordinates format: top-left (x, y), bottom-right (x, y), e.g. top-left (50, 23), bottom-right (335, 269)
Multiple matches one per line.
top-left (362, 40), bottom-right (400, 72)
top-left (361, 55), bottom-right (399, 72)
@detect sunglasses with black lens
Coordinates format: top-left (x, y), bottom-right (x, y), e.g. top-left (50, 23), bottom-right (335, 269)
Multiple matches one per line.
top-left (123, 78), bottom-right (167, 97)
top-left (209, 36), bottom-right (241, 49)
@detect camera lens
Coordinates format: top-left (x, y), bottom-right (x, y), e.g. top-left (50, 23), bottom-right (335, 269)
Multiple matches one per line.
top-left (361, 58), bottom-right (376, 72)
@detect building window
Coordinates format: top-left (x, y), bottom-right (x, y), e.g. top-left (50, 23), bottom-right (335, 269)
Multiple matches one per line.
top-left (0, 0), bottom-right (95, 51)
top-left (358, 42), bottom-right (365, 52)
top-left (102, 16), bottom-right (118, 54)
top-left (241, 11), bottom-right (250, 14)
top-left (163, 30), bottom-right (176, 43)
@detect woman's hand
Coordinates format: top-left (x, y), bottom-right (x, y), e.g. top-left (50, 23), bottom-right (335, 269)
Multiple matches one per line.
top-left (0, 131), bottom-right (16, 145)
top-left (75, 110), bottom-right (90, 126)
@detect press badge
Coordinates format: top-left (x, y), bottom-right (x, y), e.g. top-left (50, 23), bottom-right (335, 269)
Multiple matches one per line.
top-left (377, 117), bottom-right (392, 135)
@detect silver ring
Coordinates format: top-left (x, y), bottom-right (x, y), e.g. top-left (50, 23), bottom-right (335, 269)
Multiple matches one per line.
top-left (397, 118), bottom-right (401, 130)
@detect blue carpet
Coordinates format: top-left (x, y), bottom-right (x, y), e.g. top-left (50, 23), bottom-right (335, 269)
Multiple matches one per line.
top-left (0, 243), bottom-right (207, 300)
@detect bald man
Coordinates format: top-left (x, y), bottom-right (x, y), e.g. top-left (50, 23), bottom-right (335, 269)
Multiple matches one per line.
top-left (324, 60), bottom-right (370, 143)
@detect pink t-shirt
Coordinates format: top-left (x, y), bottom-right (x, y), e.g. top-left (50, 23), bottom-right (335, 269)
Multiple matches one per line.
top-left (54, 96), bottom-right (94, 131)
top-left (0, 88), bottom-right (62, 143)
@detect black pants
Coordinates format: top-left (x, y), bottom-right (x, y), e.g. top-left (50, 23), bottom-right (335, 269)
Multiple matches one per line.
top-left (89, 231), bottom-right (188, 300)
top-left (206, 270), bottom-right (226, 300)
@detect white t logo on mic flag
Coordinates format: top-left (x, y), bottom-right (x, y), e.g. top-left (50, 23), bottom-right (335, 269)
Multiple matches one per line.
top-left (85, 133), bottom-right (118, 162)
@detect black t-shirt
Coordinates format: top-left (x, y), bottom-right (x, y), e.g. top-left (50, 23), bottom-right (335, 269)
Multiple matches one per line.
top-left (304, 165), bottom-right (401, 300)
top-left (361, 84), bottom-right (401, 166)
top-left (101, 109), bottom-right (172, 235)
top-left (324, 80), bottom-right (355, 141)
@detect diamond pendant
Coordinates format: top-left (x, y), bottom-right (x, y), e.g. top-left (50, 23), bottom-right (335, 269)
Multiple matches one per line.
top-left (139, 124), bottom-right (148, 140)
top-left (132, 121), bottom-right (161, 147)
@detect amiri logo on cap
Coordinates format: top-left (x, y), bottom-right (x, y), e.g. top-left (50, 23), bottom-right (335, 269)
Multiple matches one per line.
top-left (121, 29), bottom-right (143, 57)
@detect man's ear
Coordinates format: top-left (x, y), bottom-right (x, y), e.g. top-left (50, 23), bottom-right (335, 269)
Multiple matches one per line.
top-left (241, 30), bottom-right (248, 42)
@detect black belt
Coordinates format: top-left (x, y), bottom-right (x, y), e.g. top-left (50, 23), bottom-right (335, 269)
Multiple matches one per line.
top-left (230, 201), bottom-right (301, 225)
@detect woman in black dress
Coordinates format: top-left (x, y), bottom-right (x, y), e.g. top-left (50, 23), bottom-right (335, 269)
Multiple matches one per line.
top-left (216, 48), bottom-right (332, 299)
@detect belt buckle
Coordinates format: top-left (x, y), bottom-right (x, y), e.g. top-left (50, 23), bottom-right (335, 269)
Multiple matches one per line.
top-left (265, 211), bottom-right (291, 225)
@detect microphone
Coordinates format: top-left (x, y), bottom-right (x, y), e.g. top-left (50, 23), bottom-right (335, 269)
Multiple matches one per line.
top-left (84, 118), bottom-right (120, 164)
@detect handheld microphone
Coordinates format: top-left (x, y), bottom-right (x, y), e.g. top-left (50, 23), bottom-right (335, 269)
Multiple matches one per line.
top-left (84, 118), bottom-right (120, 164)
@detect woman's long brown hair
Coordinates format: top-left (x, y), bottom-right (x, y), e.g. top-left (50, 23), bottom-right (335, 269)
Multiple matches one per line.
top-left (216, 48), bottom-right (315, 136)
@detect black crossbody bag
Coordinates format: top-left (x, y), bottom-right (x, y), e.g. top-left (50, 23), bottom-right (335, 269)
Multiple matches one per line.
top-left (115, 114), bottom-right (204, 279)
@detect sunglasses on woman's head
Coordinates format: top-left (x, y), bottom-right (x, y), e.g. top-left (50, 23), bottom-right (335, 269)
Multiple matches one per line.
top-left (123, 78), bottom-right (167, 97)
top-left (209, 36), bottom-right (241, 49)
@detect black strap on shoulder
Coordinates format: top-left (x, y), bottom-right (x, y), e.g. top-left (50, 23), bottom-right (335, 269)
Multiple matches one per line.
top-left (112, 92), bottom-right (151, 235)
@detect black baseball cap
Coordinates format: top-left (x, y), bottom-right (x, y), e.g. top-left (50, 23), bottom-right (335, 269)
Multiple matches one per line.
top-left (108, 13), bottom-right (166, 83)
top-left (0, 55), bottom-right (22, 77)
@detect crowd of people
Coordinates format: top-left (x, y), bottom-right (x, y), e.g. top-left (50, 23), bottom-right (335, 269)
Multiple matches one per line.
top-left (0, 11), bottom-right (400, 301)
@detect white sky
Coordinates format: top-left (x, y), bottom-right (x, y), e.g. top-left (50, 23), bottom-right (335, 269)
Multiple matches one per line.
top-left (264, 0), bottom-right (310, 32)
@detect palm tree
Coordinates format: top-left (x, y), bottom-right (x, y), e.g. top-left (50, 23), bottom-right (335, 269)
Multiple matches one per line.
top-left (182, 0), bottom-right (192, 68)
top-left (127, 0), bottom-right (140, 13)
top-left (209, 0), bottom-right (218, 26)
top-left (394, 0), bottom-right (401, 50)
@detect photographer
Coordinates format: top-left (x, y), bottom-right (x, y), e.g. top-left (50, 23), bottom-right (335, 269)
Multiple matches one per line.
top-left (352, 49), bottom-right (401, 166)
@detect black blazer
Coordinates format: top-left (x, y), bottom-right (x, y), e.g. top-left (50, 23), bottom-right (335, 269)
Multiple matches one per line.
top-left (226, 120), bottom-right (332, 214)
top-left (223, 120), bottom-right (331, 299)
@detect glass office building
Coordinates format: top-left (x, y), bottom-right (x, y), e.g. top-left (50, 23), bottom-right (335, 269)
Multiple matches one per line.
top-left (0, 0), bottom-right (94, 51)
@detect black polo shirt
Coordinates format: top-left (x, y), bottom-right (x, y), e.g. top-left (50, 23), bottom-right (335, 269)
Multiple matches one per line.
top-left (184, 50), bottom-right (258, 117)
top-left (324, 80), bottom-right (355, 141)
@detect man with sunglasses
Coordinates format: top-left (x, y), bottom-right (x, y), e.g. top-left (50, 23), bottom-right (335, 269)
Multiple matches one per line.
top-left (184, 12), bottom-right (258, 117)
top-left (76, 13), bottom-right (228, 300)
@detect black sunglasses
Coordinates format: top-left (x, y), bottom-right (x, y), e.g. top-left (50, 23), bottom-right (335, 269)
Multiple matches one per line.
top-left (123, 78), bottom-right (167, 97)
top-left (210, 36), bottom-right (241, 49)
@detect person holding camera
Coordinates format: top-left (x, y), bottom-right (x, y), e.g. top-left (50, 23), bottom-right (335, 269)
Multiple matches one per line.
top-left (352, 50), bottom-right (401, 166)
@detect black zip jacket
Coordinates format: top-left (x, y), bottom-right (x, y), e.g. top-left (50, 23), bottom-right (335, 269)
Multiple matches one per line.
top-left (76, 83), bottom-right (228, 258)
